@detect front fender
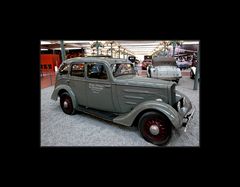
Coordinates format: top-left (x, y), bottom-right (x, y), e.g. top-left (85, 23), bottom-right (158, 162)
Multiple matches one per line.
top-left (113, 100), bottom-right (182, 128)
top-left (51, 85), bottom-right (77, 109)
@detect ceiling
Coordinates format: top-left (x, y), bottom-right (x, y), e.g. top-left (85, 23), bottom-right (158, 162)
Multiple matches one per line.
top-left (41, 40), bottom-right (199, 60)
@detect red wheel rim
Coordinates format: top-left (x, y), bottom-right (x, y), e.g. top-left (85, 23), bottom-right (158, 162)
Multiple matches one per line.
top-left (142, 118), bottom-right (169, 142)
top-left (61, 96), bottom-right (73, 114)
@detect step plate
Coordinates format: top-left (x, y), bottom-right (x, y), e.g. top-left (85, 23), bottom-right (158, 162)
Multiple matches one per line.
top-left (77, 105), bottom-right (118, 122)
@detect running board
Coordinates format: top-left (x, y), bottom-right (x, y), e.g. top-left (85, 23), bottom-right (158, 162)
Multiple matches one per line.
top-left (77, 105), bottom-right (118, 122)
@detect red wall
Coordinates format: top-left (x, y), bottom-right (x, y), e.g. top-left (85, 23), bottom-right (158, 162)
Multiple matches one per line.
top-left (41, 54), bottom-right (61, 72)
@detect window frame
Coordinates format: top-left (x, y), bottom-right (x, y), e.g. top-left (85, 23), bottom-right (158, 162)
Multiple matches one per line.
top-left (86, 62), bottom-right (108, 80)
top-left (70, 62), bottom-right (85, 78)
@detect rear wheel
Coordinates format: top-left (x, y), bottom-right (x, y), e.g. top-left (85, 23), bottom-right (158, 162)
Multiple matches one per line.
top-left (138, 111), bottom-right (172, 146)
top-left (60, 92), bottom-right (76, 115)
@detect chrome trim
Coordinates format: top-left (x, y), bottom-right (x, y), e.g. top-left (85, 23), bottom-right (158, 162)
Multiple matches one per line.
top-left (184, 105), bottom-right (196, 132)
top-left (123, 95), bottom-right (144, 100)
top-left (124, 101), bottom-right (137, 105)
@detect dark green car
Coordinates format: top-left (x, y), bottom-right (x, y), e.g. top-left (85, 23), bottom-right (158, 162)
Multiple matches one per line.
top-left (51, 57), bottom-right (195, 146)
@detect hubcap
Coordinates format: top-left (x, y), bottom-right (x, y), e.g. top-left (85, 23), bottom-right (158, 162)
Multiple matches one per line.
top-left (149, 125), bottom-right (160, 135)
top-left (143, 118), bottom-right (169, 142)
top-left (63, 101), bottom-right (68, 108)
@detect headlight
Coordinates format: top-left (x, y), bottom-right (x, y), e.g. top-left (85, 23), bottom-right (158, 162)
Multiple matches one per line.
top-left (177, 101), bottom-right (181, 110)
top-left (183, 97), bottom-right (186, 105)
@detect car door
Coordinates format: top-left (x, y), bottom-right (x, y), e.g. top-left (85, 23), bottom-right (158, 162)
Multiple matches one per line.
top-left (69, 62), bottom-right (87, 106)
top-left (86, 62), bottom-right (114, 112)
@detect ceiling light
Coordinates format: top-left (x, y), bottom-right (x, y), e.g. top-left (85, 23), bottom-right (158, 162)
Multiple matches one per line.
top-left (63, 41), bottom-right (93, 43)
top-left (41, 41), bottom-right (52, 45)
top-left (182, 41), bottom-right (199, 45)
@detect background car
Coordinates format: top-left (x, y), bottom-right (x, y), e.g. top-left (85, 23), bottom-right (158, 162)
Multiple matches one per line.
top-left (176, 59), bottom-right (191, 70)
top-left (147, 57), bottom-right (182, 83)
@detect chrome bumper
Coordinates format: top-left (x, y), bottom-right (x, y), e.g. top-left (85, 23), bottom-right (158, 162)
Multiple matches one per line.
top-left (175, 90), bottom-right (195, 131)
top-left (182, 105), bottom-right (196, 132)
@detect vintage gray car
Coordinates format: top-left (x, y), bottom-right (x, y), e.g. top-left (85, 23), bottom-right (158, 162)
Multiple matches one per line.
top-left (147, 57), bottom-right (182, 83)
top-left (51, 57), bottom-right (195, 146)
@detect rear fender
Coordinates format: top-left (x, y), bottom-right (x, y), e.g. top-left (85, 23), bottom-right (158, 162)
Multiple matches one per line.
top-left (51, 85), bottom-right (77, 109)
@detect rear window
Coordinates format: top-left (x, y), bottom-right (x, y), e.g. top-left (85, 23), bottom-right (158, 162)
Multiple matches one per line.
top-left (87, 63), bottom-right (108, 80)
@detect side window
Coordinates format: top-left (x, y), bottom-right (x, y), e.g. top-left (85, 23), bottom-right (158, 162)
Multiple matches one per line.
top-left (87, 63), bottom-right (107, 80)
top-left (59, 64), bottom-right (69, 75)
top-left (71, 63), bottom-right (85, 77)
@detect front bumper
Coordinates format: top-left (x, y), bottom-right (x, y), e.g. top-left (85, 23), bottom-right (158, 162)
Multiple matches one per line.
top-left (174, 90), bottom-right (195, 131)
top-left (182, 105), bottom-right (196, 132)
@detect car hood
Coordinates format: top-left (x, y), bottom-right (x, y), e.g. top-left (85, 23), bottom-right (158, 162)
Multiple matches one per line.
top-left (114, 75), bottom-right (175, 88)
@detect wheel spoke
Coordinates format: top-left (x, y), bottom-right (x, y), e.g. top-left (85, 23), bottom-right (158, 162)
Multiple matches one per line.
top-left (143, 118), bottom-right (169, 142)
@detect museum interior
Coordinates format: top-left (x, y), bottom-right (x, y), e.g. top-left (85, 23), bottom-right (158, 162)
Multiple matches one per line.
top-left (40, 40), bottom-right (199, 147)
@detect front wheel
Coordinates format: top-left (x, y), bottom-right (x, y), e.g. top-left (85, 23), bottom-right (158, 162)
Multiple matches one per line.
top-left (60, 92), bottom-right (76, 115)
top-left (174, 79), bottom-right (179, 84)
top-left (138, 111), bottom-right (172, 146)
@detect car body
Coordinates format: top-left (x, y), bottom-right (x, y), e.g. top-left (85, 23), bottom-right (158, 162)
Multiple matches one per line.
top-left (176, 60), bottom-right (191, 70)
top-left (51, 57), bottom-right (195, 146)
top-left (147, 57), bottom-right (182, 83)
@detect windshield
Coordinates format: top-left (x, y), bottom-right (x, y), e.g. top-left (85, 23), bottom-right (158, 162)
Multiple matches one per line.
top-left (111, 63), bottom-right (136, 77)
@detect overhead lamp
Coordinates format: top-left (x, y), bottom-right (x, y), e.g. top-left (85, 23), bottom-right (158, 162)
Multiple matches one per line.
top-left (182, 41), bottom-right (199, 45)
top-left (63, 41), bottom-right (93, 43)
top-left (41, 41), bottom-right (52, 45)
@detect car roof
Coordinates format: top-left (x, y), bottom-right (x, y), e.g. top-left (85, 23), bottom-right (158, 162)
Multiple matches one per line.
top-left (62, 57), bottom-right (131, 65)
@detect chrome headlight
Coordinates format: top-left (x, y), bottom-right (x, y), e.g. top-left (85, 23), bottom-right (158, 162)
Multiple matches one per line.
top-left (177, 101), bottom-right (181, 111)
top-left (183, 97), bottom-right (186, 105)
